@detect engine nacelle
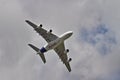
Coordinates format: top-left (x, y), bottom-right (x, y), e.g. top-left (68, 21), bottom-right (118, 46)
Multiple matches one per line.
top-left (47, 29), bottom-right (52, 34)
top-left (49, 29), bottom-right (52, 33)
top-left (64, 49), bottom-right (69, 54)
top-left (39, 24), bottom-right (42, 27)
top-left (68, 58), bottom-right (72, 62)
top-left (35, 24), bottom-right (42, 30)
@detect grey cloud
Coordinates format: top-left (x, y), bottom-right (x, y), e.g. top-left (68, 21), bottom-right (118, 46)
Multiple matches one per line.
top-left (19, 0), bottom-right (85, 33)
top-left (0, 0), bottom-right (32, 67)
top-left (79, 23), bottom-right (117, 55)
top-left (20, 0), bottom-right (120, 80)
top-left (0, 0), bottom-right (120, 80)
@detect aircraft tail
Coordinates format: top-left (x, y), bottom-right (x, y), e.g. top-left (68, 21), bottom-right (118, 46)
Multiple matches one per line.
top-left (28, 44), bottom-right (46, 63)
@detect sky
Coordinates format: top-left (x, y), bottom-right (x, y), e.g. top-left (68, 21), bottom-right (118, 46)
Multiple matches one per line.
top-left (0, 0), bottom-right (120, 80)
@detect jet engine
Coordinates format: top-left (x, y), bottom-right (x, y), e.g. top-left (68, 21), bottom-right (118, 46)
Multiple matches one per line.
top-left (35, 24), bottom-right (42, 29)
top-left (47, 29), bottom-right (52, 34)
top-left (49, 29), bottom-right (52, 33)
top-left (68, 58), bottom-right (72, 62)
top-left (39, 24), bottom-right (42, 27)
top-left (64, 49), bottom-right (69, 54)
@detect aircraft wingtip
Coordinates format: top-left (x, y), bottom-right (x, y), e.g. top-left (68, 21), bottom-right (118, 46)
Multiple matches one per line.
top-left (25, 20), bottom-right (29, 22)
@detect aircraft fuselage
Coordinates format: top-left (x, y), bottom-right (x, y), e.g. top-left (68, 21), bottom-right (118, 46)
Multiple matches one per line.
top-left (40, 31), bottom-right (73, 53)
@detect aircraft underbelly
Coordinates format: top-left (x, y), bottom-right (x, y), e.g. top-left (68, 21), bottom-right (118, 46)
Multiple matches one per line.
top-left (45, 38), bottom-right (62, 50)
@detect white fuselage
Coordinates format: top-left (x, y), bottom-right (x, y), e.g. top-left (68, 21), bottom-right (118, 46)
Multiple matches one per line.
top-left (44, 31), bottom-right (73, 51)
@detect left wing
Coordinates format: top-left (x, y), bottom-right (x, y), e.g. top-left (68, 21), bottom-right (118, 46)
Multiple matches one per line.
top-left (54, 42), bottom-right (71, 72)
top-left (25, 20), bottom-right (58, 43)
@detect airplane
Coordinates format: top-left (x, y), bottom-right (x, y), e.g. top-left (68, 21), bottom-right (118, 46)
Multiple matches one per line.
top-left (25, 20), bottom-right (73, 72)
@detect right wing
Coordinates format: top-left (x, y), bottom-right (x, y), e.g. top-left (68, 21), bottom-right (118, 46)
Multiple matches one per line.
top-left (25, 20), bottom-right (58, 43)
top-left (54, 42), bottom-right (71, 72)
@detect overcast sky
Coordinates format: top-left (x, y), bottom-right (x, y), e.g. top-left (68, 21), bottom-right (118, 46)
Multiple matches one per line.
top-left (0, 0), bottom-right (120, 80)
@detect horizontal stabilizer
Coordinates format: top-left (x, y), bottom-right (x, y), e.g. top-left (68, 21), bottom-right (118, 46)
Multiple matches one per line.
top-left (28, 44), bottom-right (39, 52)
top-left (28, 44), bottom-right (46, 63)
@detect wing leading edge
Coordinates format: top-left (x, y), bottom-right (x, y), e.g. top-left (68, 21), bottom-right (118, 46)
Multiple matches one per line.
top-left (25, 20), bottom-right (58, 42)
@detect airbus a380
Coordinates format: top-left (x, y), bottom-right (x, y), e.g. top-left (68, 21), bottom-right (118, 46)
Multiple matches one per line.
top-left (25, 20), bottom-right (73, 72)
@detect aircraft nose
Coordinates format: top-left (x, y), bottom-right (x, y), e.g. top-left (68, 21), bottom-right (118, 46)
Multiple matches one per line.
top-left (67, 31), bottom-right (73, 38)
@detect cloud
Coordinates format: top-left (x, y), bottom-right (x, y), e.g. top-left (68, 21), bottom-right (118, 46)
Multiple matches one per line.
top-left (0, 0), bottom-right (35, 80)
top-left (79, 23), bottom-right (117, 55)
top-left (0, 0), bottom-right (31, 67)
top-left (0, 0), bottom-right (120, 80)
